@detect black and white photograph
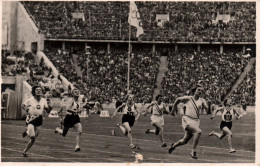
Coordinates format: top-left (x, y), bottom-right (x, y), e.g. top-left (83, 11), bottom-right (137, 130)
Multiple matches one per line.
top-left (1, 0), bottom-right (257, 163)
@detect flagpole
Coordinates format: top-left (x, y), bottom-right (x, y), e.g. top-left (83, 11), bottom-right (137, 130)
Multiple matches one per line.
top-left (127, 22), bottom-right (131, 94)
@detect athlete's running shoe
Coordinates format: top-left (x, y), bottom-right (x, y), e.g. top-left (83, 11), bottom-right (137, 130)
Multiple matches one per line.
top-left (162, 143), bottom-right (167, 147)
top-left (22, 152), bottom-right (28, 157)
top-left (54, 127), bottom-right (58, 134)
top-left (229, 149), bottom-right (236, 153)
top-left (190, 152), bottom-right (198, 159)
top-left (75, 145), bottom-right (81, 152)
top-left (130, 144), bottom-right (136, 149)
top-left (168, 143), bottom-right (175, 154)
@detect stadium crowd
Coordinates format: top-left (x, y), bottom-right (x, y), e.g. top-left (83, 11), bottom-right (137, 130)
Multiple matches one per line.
top-left (1, 50), bottom-right (42, 77)
top-left (161, 46), bottom-right (249, 104)
top-left (229, 63), bottom-right (255, 106)
top-left (40, 43), bottom-right (255, 107)
top-left (22, 1), bottom-right (255, 42)
top-left (2, 1), bottom-right (256, 107)
top-left (48, 44), bottom-right (160, 103)
top-left (1, 43), bottom-right (256, 107)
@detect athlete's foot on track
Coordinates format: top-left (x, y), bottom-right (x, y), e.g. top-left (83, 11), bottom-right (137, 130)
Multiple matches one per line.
top-left (130, 144), bottom-right (136, 149)
top-left (168, 143), bottom-right (175, 154)
top-left (116, 123), bottom-right (120, 127)
top-left (54, 127), bottom-right (58, 134)
top-left (190, 152), bottom-right (198, 159)
top-left (75, 146), bottom-right (81, 152)
top-left (162, 143), bottom-right (167, 147)
top-left (22, 152), bottom-right (28, 158)
top-left (229, 149), bottom-right (236, 153)
top-left (145, 129), bottom-right (150, 134)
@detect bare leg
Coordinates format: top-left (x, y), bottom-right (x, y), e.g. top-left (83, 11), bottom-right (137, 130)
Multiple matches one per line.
top-left (171, 131), bottom-right (193, 149)
top-left (123, 122), bottom-right (134, 147)
top-left (23, 124), bottom-right (36, 156)
top-left (118, 124), bottom-right (127, 135)
top-left (210, 130), bottom-right (226, 139)
top-left (74, 123), bottom-right (82, 151)
top-left (153, 123), bottom-right (165, 144)
top-left (222, 127), bottom-right (234, 151)
top-left (186, 125), bottom-right (202, 153)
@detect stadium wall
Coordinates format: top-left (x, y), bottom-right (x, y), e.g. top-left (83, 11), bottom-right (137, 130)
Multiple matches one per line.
top-left (16, 2), bottom-right (44, 52)
top-left (2, 1), bottom-right (18, 51)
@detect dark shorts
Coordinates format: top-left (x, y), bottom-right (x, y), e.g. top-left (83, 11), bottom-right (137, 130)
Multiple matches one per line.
top-left (64, 114), bottom-right (80, 128)
top-left (122, 114), bottom-right (135, 127)
top-left (220, 121), bottom-right (232, 130)
top-left (27, 115), bottom-right (43, 127)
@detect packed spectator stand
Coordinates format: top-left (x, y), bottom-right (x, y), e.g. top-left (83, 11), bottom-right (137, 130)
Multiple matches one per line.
top-left (22, 1), bottom-right (255, 42)
top-left (1, 1), bottom-right (256, 108)
top-left (161, 46), bottom-right (251, 104)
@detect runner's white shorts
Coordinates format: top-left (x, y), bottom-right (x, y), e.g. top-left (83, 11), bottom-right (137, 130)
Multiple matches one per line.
top-left (151, 115), bottom-right (164, 126)
top-left (182, 116), bottom-right (200, 130)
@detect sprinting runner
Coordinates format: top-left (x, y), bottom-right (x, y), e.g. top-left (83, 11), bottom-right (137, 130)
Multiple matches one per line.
top-left (144, 94), bottom-right (168, 147)
top-left (22, 85), bottom-right (52, 157)
top-left (54, 88), bottom-right (84, 152)
top-left (209, 98), bottom-right (243, 153)
top-left (111, 94), bottom-right (140, 149)
top-left (168, 85), bottom-right (208, 159)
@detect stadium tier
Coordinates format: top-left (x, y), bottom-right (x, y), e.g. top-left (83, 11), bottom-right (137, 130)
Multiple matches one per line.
top-left (21, 1), bottom-right (255, 42)
top-left (1, 1), bottom-right (256, 106)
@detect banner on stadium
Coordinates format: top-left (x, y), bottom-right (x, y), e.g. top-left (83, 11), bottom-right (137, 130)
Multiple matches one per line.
top-left (128, 1), bottom-right (144, 38)
top-left (156, 14), bottom-right (169, 28)
top-left (71, 12), bottom-right (85, 21)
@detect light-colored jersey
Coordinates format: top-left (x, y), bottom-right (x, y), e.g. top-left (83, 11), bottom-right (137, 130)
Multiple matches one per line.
top-left (221, 107), bottom-right (236, 122)
top-left (122, 103), bottom-right (138, 116)
top-left (23, 97), bottom-right (48, 116)
top-left (184, 97), bottom-right (203, 119)
top-left (151, 101), bottom-right (166, 116)
top-left (66, 98), bottom-right (82, 114)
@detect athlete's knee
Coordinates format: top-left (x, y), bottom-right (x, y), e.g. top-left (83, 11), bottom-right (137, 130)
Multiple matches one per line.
top-left (127, 128), bottom-right (132, 134)
top-left (78, 130), bottom-right (82, 135)
top-left (62, 132), bottom-right (67, 137)
top-left (62, 129), bottom-right (68, 137)
top-left (195, 128), bottom-right (202, 135)
top-left (30, 136), bottom-right (36, 141)
top-left (155, 128), bottom-right (160, 135)
top-left (227, 132), bottom-right (232, 137)
top-left (156, 127), bottom-right (163, 135)
top-left (179, 139), bottom-right (188, 145)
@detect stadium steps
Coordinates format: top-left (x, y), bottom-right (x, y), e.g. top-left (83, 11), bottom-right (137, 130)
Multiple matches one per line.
top-left (152, 56), bottom-right (168, 101)
top-left (224, 57), bottom-right (256, 100)
top-left (72, 54), bottom-right (83, 78)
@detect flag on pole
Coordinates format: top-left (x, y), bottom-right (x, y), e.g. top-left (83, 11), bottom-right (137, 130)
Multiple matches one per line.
top-left (128, 1), bottom-right (144, 38)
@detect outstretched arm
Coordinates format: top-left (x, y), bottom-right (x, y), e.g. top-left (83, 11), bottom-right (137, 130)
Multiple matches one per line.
top-left (144, 102), bottom-right (155, 116)
top-left (202, 99), bottom-right (208, 111)
top-left (234, 107), bottom-right (243, 119)
top-left (172, 96), bottom-right (190, 115)
top-left (210, 106), bottom-right (223, 119)
top-left (162, 103), bottom-right (169, 114)
top-left (111, 103), bottom-right (125, 118)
